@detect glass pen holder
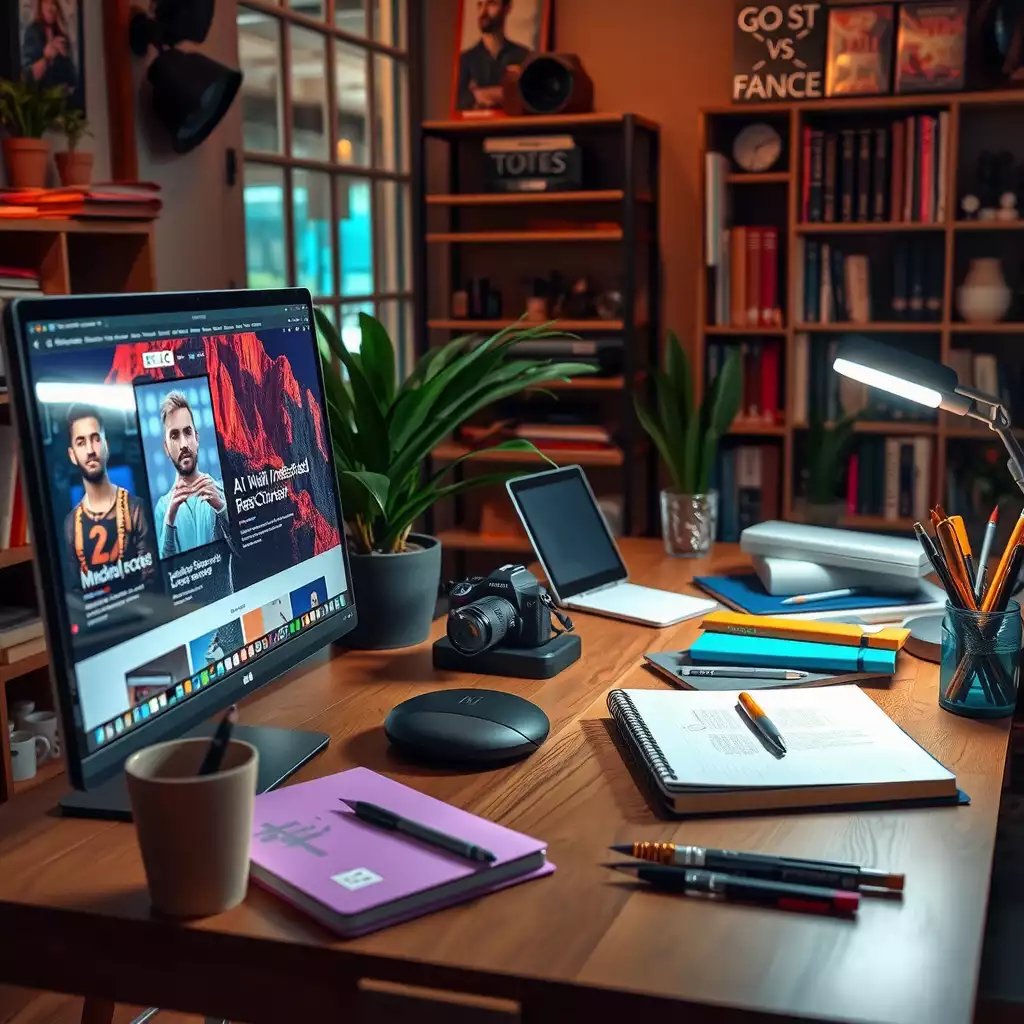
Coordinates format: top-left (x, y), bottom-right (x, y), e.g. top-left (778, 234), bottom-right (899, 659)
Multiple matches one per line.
top-left (939, 601), bottom-right (1021, 719)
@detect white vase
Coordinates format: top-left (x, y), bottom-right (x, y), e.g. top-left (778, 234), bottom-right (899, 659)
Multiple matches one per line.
top-left (958, 258), bottom-right (1012, 324)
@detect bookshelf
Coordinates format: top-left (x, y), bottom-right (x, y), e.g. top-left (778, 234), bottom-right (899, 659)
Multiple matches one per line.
top-left (0, 218), bottom-right (156, 804)
top-left (417, 113), bottom-right (660, 571)
top-left (698, 91), bottom-right (1024, 540)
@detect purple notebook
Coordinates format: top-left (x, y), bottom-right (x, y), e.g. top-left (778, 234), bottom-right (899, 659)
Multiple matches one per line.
top-left (249, 767), bottom-right (553, 937)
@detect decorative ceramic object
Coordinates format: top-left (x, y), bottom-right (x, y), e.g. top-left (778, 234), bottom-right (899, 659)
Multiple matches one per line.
top-left (958, 258), bottom-right (1012, 324)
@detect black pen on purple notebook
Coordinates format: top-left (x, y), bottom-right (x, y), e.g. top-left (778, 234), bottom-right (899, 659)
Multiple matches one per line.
top-left (198, 704), bottom-right (237, 775)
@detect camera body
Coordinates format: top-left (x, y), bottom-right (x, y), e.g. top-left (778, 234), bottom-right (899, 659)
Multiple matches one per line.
top-left (447, 564), bottom-right (550, 655)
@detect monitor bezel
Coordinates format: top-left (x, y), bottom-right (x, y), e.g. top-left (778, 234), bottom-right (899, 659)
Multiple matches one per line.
top-left (4, 287), bottom-right (357, 792)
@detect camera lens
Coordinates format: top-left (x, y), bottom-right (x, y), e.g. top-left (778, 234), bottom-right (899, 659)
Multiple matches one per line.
top-left (448, 596), bottom-right (516, 655)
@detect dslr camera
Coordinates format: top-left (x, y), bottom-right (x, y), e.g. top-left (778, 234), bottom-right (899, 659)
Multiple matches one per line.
top-left (447, 564), bottom-right (567, 656)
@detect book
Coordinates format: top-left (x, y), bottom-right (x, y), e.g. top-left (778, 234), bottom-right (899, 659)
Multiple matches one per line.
top-left (823, 132), bottom-right (838, 222)
top-left (826, 5), bottom-right (896, 97)
top-left (688, 632), bottom-right (898, 674)
top-left (857, 128), bottom-right (872, 221)
top-left (831, 245), bottom-right (847, 320)
top-left (847, 452), bottom-right (859, 514)
top-left (920, 114), bottom-right (935, 223)
top-left (746, 227), bottom-right (762, 326)
top-left (606, 685), bottom-right (960, 816)
top-left (845, 254), bottom-right (871, 323)
top-left (898, 441), bottom-right (914, 518)
top-left (895, 1), bottom-right (968, 94)
top-left (903, 115), bottom-right (917, 222)
top-left (0, 636), bottom-right (45, 665)
top-left (760, 340), bottom-right (780, 424)
top-left (840, 129), bottom-right (856, 223)
top-left (809, 130), bottom-right (825, 222)
top-left (909, 243), bottom-right (925, 318)
top-left (249, 767), bottom-right (552, 938)
top-left (973, 353), bottom-right (998, 396)
top-left (0, 612), bottom-right (42, 650)
top-left (913, 436), bottom-right (932, 521)
top-left (643, 651), bottom-right (889, 692)
top-left (806, 240), bottom-right (821, 323)
top-left (736, 446), bottom-right (763, 532)
top-left (884, 437), bottom-right (901, 521)
top-left (716, 229), bottom-right (731, 325)
top-left (820, 243), bottom-right (833, 324)
top-left (730, 226), bottom-right (747, 327)
top-left (801, 125), bottom-right (813, 222)
top-left (891, 119), bottom-right (906, 222)
top-left (893, 244), bottom-right (909, 318)
top-left (750, 554), bottom-right (924, 597)
top-left (937, 110), bottom-right (950, 222)
top-left (692, 573), bottom-right (946, 622)
top-left (700, 610), bottom-right (910, 651)
top-left (704, 152), bottom-right (730, 267)
top-left (761, 226), bottom-right (779, 326)
top-left (873, 126), bottom-right (889, 221)
top-left (793, 333), bottom-right (810, 426)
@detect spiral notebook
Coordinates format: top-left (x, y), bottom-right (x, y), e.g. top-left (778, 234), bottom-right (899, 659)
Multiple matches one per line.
top-left (607, 686), bottom-right (960, 816)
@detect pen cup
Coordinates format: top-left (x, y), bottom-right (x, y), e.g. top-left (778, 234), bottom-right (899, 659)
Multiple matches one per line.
top-left (125, 738), bottom-right (258, 918)
top-left (939, 601), bottom-right (1021, 719)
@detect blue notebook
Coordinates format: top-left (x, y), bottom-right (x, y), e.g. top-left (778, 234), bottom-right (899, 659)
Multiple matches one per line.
top-left (694, 573), bottom-right (940, 618)
top-left (688, 632), bottom-right (897, 674)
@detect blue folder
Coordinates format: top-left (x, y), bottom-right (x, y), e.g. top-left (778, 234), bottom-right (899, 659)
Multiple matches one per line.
top-left (688, 632), bottom-right (897, 674)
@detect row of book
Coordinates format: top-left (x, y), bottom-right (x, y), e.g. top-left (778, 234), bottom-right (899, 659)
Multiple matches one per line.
top-left (0, 606), bottom-right (44, 666)
top-left (706, 340), bottom-right (783, 426)
top-left (796, 240), bottom-right (943, 325)
top-left (802, 114), bottom-right (949, 225)
top-left (845, 437), bottom-right (934, 522)
top-left (714, 444), bottom-right (782, 543)
top-left (0, 182), bottom-right (162, 221)
top-left (710, 225), bottom-right (783, 330)
top-left (0, 428), bottom-right (30, 550)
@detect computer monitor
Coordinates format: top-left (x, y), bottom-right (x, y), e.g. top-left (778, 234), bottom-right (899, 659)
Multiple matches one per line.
top-left (3, 288), bottom-right (356, 818)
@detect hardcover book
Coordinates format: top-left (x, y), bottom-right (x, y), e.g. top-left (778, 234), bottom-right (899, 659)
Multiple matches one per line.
top-left (895, 2), bottom-right (968, 94)
top-left (826, 5), bottom-right (896, 97)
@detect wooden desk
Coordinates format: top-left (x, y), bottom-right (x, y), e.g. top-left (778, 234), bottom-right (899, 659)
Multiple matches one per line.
top-left (0, 543), bottom-right (1011, 1024)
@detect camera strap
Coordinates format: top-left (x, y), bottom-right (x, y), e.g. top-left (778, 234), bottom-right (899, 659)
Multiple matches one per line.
top-left (541, 591), bottom-right (575, 636)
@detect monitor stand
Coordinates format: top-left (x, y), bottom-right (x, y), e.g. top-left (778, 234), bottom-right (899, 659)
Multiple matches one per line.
top-left (58, 723), bottom-right (329, 821)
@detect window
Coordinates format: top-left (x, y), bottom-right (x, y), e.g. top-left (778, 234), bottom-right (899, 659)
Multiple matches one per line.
top-left (238, 1), bottom-right (412, 368)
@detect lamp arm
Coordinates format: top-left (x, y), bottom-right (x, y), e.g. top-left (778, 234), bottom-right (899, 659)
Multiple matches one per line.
top-left (955, 385), bottom-right (1024, 496)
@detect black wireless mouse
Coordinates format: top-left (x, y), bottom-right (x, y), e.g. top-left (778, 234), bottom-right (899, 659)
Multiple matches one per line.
top-left (384, 689), bottom-right (550, 766)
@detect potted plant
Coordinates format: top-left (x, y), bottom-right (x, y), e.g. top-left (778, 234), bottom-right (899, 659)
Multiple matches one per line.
top-left (315, 310), bottom-right (592, 650)
top-left (804, 412), bottom-right (857, 526)
top-left (0, 78), bottom-right (66, 189)
top-left (634, 331), bottom-right (742, 557)
top-left (55, 107), bottom-right (91, 186)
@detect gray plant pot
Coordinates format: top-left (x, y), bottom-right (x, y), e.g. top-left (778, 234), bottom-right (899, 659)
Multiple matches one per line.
top-left (342, 533), bottom-right (442, 650)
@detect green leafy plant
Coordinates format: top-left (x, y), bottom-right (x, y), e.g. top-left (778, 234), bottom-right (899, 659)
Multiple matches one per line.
top-left (315, 310), bottom-right (594, 554)
top-left (56, 107), bottom-right (89, 150)
top-left (806, 412), bottom-right (858, 505)
top-left (0, 77), bottom-right (66, 138)
top-left (633, 331), bottom-right (742, 494)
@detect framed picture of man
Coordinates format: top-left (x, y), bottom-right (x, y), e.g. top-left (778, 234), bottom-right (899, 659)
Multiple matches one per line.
top-left (451, 0), bottom-right (552, 119)
top-left (0, 0), bottom-right (85, 112)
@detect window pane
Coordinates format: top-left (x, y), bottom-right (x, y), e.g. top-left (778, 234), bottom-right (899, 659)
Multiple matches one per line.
top-left (335, 41), bottom-right (369, 165)
top-left (244, 163), bottom-right (288, 289)
top-left (373, 0), bottom-right (406, 48)
top-left (375, 180), bottom-right (410, 293)
top-left (336, 0), bottom-right (368, 35)
top-left (340, 301), bottom-right (375, 353)
top-left (237, 9), bottom-right (282, 152)
top-left (337, 176), bottom-right (373, 297)
top-left (287, 0), bottom-right (323, 17)
top-left (293, 169), bottom-right (334, 296)
top-left (290, 26), bottom-right (328, 160)
top-left (373, 55), bottom-right (408, 171)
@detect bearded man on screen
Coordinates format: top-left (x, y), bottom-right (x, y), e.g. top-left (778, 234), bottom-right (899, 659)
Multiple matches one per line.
top-left (153, 390), bottom-right (231, 558)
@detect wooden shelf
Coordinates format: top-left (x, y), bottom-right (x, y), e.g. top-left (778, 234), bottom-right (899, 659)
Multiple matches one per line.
top-left (436, 529), bottom-right (534, 553)
top-left (535, 376), bottom-right (629, 392)
top-left (797, 221), bottom-right (944, 234)
top-left (795, 322), bottom-right (942, 333)
top-left (841, 515), bottom-right (917, 531)
top-left (0, 218), bottom-right (153, 235)
top-left (428, 318), bottom-right (628, 332)
top-left (426, 190), bottom-right (646, 206)
top-left (431, 442), bottom-right (625, 467)
top-left (10, 756), bottom-right (63, 797)
top-left (703, 88), bottom-right (1024, 117)
top-left (949, 322), bottom-right (1024, 333)
top-left (422, 112), bottom-right (661, 135)
top-left (426, 229), bottom-right (624, 243)
top-left (726, 172), bottom-right (790, 185)
top-left (792, 421), bottom-right (938, 435)
top-left (0, 546), bottom-right (32, 570)
top-left (955, 219), bottom-right (1024, 230)
top-left (729, 422), bottom-right (785, 436)
top-left (704, 325), bottom-right (787, 336)
top-left (0, 650), bottom-right (48, 684)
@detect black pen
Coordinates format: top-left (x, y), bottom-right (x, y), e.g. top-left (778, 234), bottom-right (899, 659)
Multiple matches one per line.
top-left (338, 799), bottom-right (497, 864)
top-left (610, 842), bottom-right (904, 892)
top-left (914, 522), bottom-right (963, 608)
top-left (198, 704), bottom-right (237, 775)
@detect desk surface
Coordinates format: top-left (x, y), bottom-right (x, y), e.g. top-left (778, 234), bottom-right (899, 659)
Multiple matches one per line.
top-left (0, 542), bottom-right (1010, 1024)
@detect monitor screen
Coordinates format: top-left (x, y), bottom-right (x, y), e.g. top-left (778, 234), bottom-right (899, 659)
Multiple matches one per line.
top-left (5, 288), bottom-right (354, 789)
top-left (508, 467), bottom-right (626, 599)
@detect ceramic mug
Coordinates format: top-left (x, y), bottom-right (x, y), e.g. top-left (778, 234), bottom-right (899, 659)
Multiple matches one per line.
top-left (10, 730), bottom-right (51, 782)
top-left (23, 710), bottom-right (60, 761)
top-left (9, 699), bottom-right (35, 729)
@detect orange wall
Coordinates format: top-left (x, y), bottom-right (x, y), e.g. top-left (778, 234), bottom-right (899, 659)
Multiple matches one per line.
top-left (422, 0), bottom-right (735, 344)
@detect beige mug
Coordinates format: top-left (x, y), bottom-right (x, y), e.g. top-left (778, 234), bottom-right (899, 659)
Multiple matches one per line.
top-left (23, 710), bottom-right (60, 761)
top-left (125, 738), bottom-right (258, 918)
top-left (10, 730), bottom-right (51, 782)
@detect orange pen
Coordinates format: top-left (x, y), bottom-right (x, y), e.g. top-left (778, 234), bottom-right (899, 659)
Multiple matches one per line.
top-left (738, 692), bottom-right (787, 756)
top-left (936, 518), bottom-right (977, 610)
top-left (983, 511), bottom-right (1024, 613)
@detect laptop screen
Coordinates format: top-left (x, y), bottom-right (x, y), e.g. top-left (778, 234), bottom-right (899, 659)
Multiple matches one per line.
top-left (508, 467), bottom-right (626, 600)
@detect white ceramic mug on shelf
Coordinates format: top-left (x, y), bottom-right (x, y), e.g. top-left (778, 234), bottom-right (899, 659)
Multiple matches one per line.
top-left (10, 730), bottom-right (51, 782)
top-left (23, 710), bottom-right (60, 761)
top-left (9, 699), bottom-right (35, 729)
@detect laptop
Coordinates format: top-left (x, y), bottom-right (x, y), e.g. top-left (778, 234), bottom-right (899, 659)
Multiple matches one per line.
top-left (506, 466), bottom-right (718, 628)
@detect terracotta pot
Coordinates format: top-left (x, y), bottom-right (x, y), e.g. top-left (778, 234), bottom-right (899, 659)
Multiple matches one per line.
top-left (2, 137), bottom-right (50, 189)
top-left (55, 149), bottom-right (93, 187)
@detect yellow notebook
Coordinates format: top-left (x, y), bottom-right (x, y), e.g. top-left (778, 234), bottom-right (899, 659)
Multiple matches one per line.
top-left (699, 611), bottom-right (909, 651)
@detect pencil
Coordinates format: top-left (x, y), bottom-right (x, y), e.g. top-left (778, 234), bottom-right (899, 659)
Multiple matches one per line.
top-left (976, 506), bottom-right (999, 602)
top-left (936, 519), bottom-right (977, 610)
top-left (950, 516), bottom-right (976, 591)
top-left (982, 511), bottom-right (1024, 613)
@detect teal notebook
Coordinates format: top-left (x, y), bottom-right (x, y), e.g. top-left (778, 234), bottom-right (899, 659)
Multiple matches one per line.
top-left (688, 632), bottom-right (897, 674)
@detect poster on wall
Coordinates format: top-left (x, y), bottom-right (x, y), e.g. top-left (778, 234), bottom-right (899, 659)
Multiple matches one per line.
top-left (732, 2), bottom-right (827, 103)
top-left (0, 0), bottom-right (85, 112)
top-left (450, 0), bottom-right (552, 119)
top-left (826, 4), bottom-right (895, 97)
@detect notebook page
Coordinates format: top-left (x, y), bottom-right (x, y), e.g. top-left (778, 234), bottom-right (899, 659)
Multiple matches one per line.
top-left (620, 685), bottom-right (953, 790)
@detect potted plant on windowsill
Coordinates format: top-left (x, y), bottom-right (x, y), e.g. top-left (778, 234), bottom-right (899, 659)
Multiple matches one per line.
top-left (315, 310), bottom-right (593, 650)
top-left (633, 331), bottom-right (742, 557)
top-left (55, 107), bottom-right (91, 186)
top-left (0, 78), bottom-right (66, 189)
